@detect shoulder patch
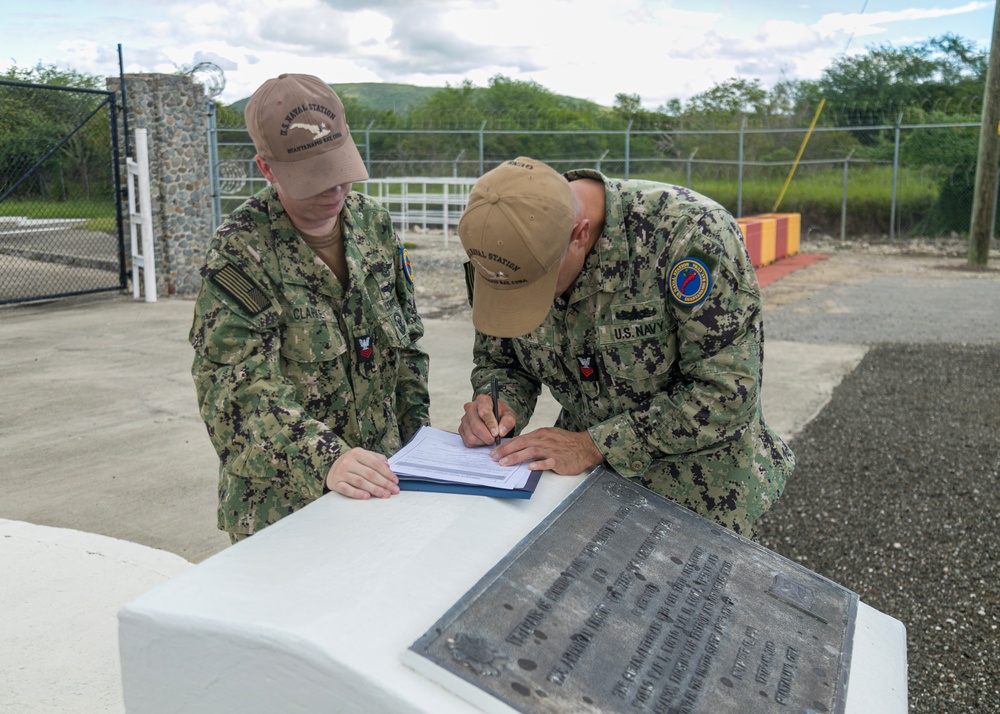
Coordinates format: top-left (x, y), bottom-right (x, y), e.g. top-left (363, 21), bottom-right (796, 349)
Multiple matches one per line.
top-left (210, 264), bottom-right (270, 316)
top-left (401, 246), bottom-right (414, 285)
top-left (668, 257), bottom-right (712, 307)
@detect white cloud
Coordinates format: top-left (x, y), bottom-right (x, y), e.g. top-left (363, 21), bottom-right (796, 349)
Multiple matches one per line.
top-left (3, 0), bottom-right (994, 108)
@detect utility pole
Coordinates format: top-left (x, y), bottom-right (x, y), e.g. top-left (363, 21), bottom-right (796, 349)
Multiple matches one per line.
top-left (968, 0), bottom-right (1000, 267)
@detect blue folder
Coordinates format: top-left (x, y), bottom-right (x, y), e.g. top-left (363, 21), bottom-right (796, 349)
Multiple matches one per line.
top-left (397, 470), bottom-right (541, 499)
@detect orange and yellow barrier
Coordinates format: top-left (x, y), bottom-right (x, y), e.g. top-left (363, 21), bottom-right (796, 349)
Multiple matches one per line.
top-left (736, 213), bottom-right (800, 268)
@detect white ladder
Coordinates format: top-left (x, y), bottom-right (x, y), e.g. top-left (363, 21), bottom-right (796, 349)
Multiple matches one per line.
top-left (126, 128), bottom-right (156, 301)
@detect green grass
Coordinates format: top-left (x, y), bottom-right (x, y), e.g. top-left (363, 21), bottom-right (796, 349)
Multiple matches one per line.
top-left (631, 164), bottom-right (942, 234)
top-left (633, 165), bottom-right (938, 210)
top-left (0, 198), bottom-right (115, 219)
top-left (80, 216), bottom-right (117, 232)
top-left (0, 198), bottom-right (118, 233)
top-left (9, 164), bottom-right (953, 238)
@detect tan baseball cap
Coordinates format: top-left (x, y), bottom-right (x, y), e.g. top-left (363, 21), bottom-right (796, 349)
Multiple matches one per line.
top-left (458, 157), bottom-right (576, 337)
top-left (245, 73), bottom-right (369, 200)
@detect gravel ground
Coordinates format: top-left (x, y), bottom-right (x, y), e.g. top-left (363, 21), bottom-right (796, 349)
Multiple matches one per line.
top-left (404, 233), bottom-right (472, 320)
top-left (756, 344), bottom-right (999, 713)
top-left (756, 236), bottom-right (1000, 713)
top-left (405, 232), bottom-right (1000, 712)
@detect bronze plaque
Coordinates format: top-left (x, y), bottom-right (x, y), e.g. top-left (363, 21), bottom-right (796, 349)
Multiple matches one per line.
top-left (407, 468), bottom-right (857, 714)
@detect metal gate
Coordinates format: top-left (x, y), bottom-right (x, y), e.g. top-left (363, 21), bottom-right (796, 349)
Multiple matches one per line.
top-left (0, 80), bottom-right (126, 305)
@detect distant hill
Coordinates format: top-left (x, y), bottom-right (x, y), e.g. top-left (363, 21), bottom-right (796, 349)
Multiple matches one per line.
top-left (228, 82), bottom-right (443, 114)
top-left (227, 81), bottom-right (608, 114)
top-left (331, 82), bottom-right (442, 112)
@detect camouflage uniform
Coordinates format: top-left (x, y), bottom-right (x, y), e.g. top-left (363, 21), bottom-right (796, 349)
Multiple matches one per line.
top-left (190, 185), bottom-right (430, 538)
top-left (471, 169), bottom-right (793, 536)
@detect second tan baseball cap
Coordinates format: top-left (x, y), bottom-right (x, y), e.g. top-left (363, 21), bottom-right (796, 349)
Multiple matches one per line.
top-left (245, 73), bottom-right (369, 200)
top-left (458, 157), bottom-right (576, 337)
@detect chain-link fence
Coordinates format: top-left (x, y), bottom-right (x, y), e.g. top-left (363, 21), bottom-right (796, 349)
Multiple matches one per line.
top-left (0, 80), bottom-right (125, 305)
top-left (213, 115), bottom-right (994, 241)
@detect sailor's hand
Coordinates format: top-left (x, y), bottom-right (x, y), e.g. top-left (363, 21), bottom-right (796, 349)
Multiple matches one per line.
top-left (458, 394), bottom-right (516, 447)
top-left (326, 448), bottom-right (399, 499)
top-left (490, 428), bottom-right (604, 475)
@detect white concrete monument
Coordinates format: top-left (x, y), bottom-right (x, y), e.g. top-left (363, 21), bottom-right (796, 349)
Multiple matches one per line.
top-left (119, 470), bottom-right (907, 713)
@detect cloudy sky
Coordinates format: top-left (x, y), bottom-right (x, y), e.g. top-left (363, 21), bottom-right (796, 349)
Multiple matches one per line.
top-left (3, 0), bottom-right (995, 108)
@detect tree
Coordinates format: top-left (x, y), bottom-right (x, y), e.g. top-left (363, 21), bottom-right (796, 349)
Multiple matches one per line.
top-left (902, 125), bottom-right (980, 234)
top-left (819, 35), bottom-right (985, 132)
top-left (400, 75), bottom-right (616, 170)
top-left (657, 98), bottom-right (683, 118)
top-left (614, 93), bottom-right (642, 116)
top-left (685, 78), bottom-right (769, 117)
top-left (923, 34), bottom-right (987, 86)
top-left (0, 63), bottom-right (111, 199)
top-left (814, 34), bottom-right (991, 236)
top-left (406, 80), bottom-right (483, 128)
top-left (2, 63), bottom-right (103, 91)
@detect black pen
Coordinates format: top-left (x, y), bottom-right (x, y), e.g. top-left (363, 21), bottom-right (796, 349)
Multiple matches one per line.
top-left (490, 374), bottom-right (501, 446)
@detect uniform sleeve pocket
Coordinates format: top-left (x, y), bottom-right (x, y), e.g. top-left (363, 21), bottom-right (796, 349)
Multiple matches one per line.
top-left (198, 305), bottom-right (264, 366)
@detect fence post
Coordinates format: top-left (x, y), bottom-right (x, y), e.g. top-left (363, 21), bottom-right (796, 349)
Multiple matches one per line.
top-left (737, 116), bottom-right (746, 218)
top-left (841, 149), bottom-right (855, 241)
top-left (207, 100), bottom-right (221, 229)
top-left (443, 181), bottom-right (450, 246)
top-left (596, 149), bottom-right (609, 172)
top-left (624, 120), bottom-right (633, 179)
top-left (478, 120), bottom-right (487, 176)
top-left (890, 112), bottom-right (903, 242)
top-left (686, 148), bottom-right (698, 188)
top-left (108, 90), bottom-right (128, 291)
top-left (364, 120), bottom-right (374, 176)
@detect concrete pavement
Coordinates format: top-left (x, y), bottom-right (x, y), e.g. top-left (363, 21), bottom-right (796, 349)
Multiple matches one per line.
top-left (1, 290), bottom-right (860, 561)
top-left (0, 278), bottom-right (864, 712)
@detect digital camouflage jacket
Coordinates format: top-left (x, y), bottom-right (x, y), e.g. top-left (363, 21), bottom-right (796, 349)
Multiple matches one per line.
top-left (190, 186), bottom-right (430, 536)
top-left (471, 169), bottom-right (793, 536)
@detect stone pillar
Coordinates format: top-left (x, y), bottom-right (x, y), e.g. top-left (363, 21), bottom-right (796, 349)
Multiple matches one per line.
top-left (106, 73), bottom-right (213, 297)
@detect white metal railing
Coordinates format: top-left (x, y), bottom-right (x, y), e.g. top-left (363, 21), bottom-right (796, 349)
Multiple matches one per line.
top-left (220, 173), bottom-right (475, 246)
top-left (357, 177), bottom-right (476, 245)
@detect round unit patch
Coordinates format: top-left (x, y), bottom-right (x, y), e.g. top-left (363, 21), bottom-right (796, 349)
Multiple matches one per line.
top-left (668, 257), bottom-right (712, 307)
top-left (401, 247), bottom-right (414, 285)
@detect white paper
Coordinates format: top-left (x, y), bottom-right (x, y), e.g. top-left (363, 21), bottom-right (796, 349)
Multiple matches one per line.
top-left (388, 426), bottom-right (532, 490)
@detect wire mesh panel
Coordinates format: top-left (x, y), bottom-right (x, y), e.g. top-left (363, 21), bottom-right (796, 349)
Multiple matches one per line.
top-left (212, 109), bottom-right (993, 244)
top-left (0, 80), bottom-right (125, 305)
